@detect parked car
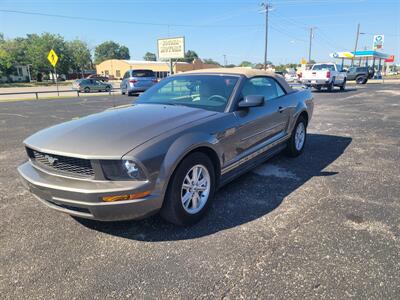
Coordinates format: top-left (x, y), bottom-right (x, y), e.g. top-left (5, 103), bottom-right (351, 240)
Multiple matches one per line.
top-left (18, 68), bottom-right (313, 226)
top-left (72, 79), bottom-right (112, 93)
top-left (284, 71), bottom-right (298, 82)
top-left (120, 69), bottom-right (158, 96)
top-left (302, 63), bottom-right (347, 91)
top-left (87, 74), bottom-right (109, 82)
top-left (346, 66), bottom-right (373, 84)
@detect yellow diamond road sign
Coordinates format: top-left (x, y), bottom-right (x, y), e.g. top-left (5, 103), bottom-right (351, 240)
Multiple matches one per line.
top-left (47, 49), bottom-right (58, 67)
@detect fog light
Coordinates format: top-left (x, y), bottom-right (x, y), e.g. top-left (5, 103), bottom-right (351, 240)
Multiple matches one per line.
top-left (102, 191), bottom-right (150, 202)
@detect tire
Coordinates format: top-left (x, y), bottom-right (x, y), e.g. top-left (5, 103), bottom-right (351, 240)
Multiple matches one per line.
top-left (314, 86), bottom-right (321, 91)
top-left (105, 86), bottom-right (111, 92)
top-left (340, 78), bottom-right (346, 91)
top-left (160, 152), bottom-right (216, 226)
top-left (84, 87), bottom-right (90, 93)
top-left (286, 116), bottom-right (307, 157)
top-left (327, 79), bottom-right (334, 92)
top-left (362, 78), bottom-right (368, 84)
top-left (355, 76), bottom-right (365, 84)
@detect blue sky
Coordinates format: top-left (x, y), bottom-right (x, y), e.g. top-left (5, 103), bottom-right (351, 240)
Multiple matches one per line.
top-left (1, 0), bottom-right (399, 65)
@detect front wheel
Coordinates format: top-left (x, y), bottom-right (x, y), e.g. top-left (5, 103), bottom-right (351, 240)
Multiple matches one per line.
top-left (356, 76), bottom-right (366, 84)
top-left (160, 152), bottom-right (216, 226)
top-left (286, 116), bottom-right (307, 157)
top-left (327, 79), bottom-right (334, 92)
top-left (84, 87), bottom-right (90, 93)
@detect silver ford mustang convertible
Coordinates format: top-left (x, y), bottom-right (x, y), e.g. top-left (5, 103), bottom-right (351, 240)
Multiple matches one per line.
top-left (18, 68), bottom-right (313, 226)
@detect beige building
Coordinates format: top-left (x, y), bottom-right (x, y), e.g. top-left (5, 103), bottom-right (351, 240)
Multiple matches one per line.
top-left (96, 59), bottom-right (219, 79)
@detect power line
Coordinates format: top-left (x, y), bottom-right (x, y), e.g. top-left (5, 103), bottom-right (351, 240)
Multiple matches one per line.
top-left (0, 9), bottom-right (263, 28)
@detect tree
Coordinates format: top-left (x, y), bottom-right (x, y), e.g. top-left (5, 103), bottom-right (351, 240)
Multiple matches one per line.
top-left (143, 52), bottom-right (157, 61)
top-left (0, 47), bottom-right (13, 77)
top-left (309, 59), bottom-right (316, 64)
top-left (94, 41), bottom-right (130, 64)
top-left (24, 33), bottom-right (71, 80)
top-left (225, 64), bottom-right (236, 68)
top-left (239, 61), bottom-right (253, 67)
top-left (177, 50), bottom-right (199, 63)
top-left (0, 37), bottom-right (27, 77)
top-left (67, 40), bottom-right (92, 77)
top-left (203, 58), bottom-right (220, 65)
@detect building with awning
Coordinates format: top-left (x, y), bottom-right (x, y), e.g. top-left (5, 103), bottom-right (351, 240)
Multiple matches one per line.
top-left (330, 50), bottom-right (392, 75)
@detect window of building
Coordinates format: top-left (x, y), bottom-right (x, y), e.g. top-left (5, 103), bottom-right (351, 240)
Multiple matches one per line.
top-left (17, 67), bottom-right (23, 76)
top-left (104, 70), bottom-right (109, 76)
top-left (116, 70), bottom-right (121, 78)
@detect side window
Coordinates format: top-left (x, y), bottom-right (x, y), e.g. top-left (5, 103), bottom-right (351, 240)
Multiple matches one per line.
top-left (241, 77), bottom-right (286, 101)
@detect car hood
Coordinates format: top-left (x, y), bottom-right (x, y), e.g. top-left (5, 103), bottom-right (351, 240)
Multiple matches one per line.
top-left (24, 104), bottom-right (217, 159)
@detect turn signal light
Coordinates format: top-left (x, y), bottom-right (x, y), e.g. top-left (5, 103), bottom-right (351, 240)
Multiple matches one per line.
top-left (102, 191), bottom-right (150, 202)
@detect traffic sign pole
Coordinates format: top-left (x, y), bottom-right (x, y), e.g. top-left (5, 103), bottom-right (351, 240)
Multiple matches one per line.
top-left (54, 66), bottom-right (59, 96)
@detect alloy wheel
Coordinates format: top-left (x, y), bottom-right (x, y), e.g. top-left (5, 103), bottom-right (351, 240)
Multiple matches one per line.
top-left (181, 164), bottom-right (211, 214)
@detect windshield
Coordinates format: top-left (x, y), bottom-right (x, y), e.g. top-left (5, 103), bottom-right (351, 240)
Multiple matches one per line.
top-left (136, 75), bottom-right (239, 112)
top-left (312, 64), bottom-right (336, 71)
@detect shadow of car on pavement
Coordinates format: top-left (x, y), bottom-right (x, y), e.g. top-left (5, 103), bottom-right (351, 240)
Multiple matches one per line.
top-left (76, 133), bottom-right (352, 241)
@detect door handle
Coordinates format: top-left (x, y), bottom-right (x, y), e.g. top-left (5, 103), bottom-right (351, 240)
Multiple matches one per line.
top-left (278, 106), bottom-right (286, 113)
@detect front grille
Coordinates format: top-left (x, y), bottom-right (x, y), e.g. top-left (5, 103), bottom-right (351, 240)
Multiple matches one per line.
top-left (27, 148), bottom-right (94, 178)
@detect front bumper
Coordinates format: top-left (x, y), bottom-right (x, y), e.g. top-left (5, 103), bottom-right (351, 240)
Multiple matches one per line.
top-left (18, 162), bottom-right (163, 221)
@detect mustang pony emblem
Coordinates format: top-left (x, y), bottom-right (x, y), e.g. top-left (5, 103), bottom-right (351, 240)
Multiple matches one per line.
top-left (44, 155), bottom-right (58, 166)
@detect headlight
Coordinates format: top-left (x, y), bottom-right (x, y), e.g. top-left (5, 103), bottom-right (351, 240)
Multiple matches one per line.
top-left (123, 160), bottom-right (140, 178)
top-left (101, 160), bottom-right (147, 181)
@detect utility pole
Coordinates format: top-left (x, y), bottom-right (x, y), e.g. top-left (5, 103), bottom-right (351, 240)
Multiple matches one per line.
top-left (308, 27), bottom-right (316, 63)
top-left (352, 23), bottom-right (360, 66)
top-left (261, 1), bottom-right (272, 70)
top-left (223, 54), bottom-right (227, 67)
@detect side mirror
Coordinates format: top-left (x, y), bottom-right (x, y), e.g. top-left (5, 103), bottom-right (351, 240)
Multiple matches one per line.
top-left (238, 95), bottom-right (264, 108)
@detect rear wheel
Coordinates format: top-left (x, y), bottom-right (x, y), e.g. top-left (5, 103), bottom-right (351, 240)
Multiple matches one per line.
top-left (84, 87), bottom-right (90, 93)
top-left (286, 116), bottom-right (307, 157)
top-left (105, 86), bottom-right (111, 92)
top-left (340, 78), bottom-right (346, 91)
top-left (314, 86), bottom-right (322, 91)
top-left (160, 152), bottom-right (216, 226)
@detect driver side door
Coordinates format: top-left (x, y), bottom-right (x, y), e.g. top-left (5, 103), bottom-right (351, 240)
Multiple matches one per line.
top-left (232, 76), bottom-right (290, 159)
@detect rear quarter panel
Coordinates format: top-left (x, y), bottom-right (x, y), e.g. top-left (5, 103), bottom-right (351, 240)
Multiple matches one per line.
top-left (286, 88), bottom-right (313, 133)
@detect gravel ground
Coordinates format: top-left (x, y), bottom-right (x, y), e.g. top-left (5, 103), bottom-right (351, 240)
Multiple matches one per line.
top-left (0, 85), bottom-right (399, 299)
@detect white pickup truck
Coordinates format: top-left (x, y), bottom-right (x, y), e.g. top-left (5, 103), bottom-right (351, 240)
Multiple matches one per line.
top-left (302, 63), bottom-right (347, 91)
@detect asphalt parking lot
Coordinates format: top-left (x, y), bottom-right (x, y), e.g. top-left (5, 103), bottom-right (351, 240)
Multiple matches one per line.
top-left (1, 84), bottom-right (399, 299)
